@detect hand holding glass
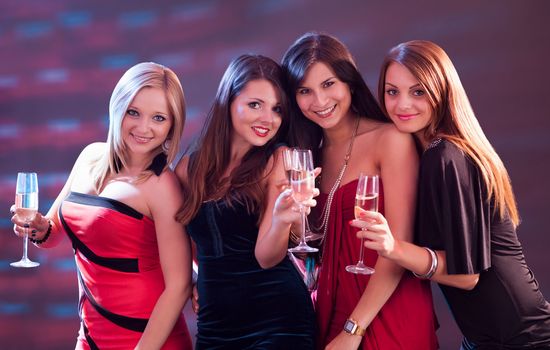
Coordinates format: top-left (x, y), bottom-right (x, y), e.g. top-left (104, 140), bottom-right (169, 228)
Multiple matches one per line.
top-left (288, 149), bottom-right (318, 253)
top-left (11, 172), bottom-right (40, 268)
top-left (282, 148), bottom-right (322, 242)
top-left (346, 173), bottom-right (378, 274)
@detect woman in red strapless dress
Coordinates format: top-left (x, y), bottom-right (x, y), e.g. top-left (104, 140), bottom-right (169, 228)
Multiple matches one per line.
top-left (282, 32), bottom-right (439, 349)
top-left (11, 62), bottom-right (193, 349)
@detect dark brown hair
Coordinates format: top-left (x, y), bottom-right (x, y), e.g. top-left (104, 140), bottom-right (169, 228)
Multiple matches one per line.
top-left (281, 32), bottom-right (388, 162)
top-left (177, 54), bottom-right (288, 225)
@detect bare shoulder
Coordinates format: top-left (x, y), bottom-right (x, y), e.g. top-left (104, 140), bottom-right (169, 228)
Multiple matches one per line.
top-left (377, 123), bottom-right (415, 149)
top-left (265, 146), bottom-right (285, 175)
top-left (71, 142), bottom-right (106, 172)
top-left (264, 146), bottom-right (286, 187)
top-left (144, 169), bottom-right (182, 197)
top-left (77, 142), bottom-right (106, 164)
top-left (141, 169), bottom-right (183, 219)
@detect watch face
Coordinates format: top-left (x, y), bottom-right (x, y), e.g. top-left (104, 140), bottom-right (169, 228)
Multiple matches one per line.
top-left (344, 320), bottom-right (356, 333)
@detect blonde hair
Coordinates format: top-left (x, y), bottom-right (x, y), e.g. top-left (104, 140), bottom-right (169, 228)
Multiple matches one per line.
top-left (378, 40), bottom-right (519, 227)
top-left (92, 62), bottom-right (186, 192)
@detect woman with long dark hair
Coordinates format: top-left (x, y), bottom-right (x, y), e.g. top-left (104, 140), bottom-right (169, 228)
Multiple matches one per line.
top-left (176, 54), bottom-right (316, 349)
top-left (282, 32), bottom-right (438, 350)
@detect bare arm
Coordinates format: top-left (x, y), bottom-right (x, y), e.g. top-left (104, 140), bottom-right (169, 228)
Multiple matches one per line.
top-left (361, 231), bottom-right (479, 290)
top-left (135, 170), bottom-right (192, 350)
top-left (255, 148), bottom-right (300, 268)
top-left (349, 128), bottom-right (418, 328)
top-left (11, 143), bottom-right (105, 248)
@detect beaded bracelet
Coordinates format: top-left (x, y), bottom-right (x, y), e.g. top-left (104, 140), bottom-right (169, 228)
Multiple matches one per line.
top-left (413, 247), bottom-right (438, 279)
top-left (29, 220), bottom-right (52, 245)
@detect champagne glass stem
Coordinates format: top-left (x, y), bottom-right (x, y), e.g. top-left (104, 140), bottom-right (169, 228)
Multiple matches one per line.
top-left (299, 205), bottom-right (307, 245)
top-left (22, 230), bottom-right (29, 261)
top-left (357, 232), bottom-right (365, 266)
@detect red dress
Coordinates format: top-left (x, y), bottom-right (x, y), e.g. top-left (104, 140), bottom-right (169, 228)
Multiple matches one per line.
top-left (59, 192), bottom-right (192, 350)
top-left (314, 180), bottom-right (438, 349)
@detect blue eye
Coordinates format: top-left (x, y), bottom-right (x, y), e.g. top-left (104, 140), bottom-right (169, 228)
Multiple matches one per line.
top-left (413, 89), bottom-right (425, 96)
top-left (127, 109), bottom-right (139, 116)
top-left (386, 89), bottom-right (397, 96)
top-left (153, 115), bottom-right (167, 122)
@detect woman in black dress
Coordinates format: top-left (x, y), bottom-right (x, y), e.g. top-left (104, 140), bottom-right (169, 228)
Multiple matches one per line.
top-left (175, 54), bottom-right (316, 349)
top-left (353, 40), bottom-right (550, 349)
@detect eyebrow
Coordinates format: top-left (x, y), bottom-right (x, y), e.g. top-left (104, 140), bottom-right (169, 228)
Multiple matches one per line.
top-left (246, 97), bottom-right (264, 103)
top-left (128, 105), bottom-right (169, 116)
top-left (297, 76), bottom-right (336, 89)
top-left (385, 82), bottom-right (422, 90)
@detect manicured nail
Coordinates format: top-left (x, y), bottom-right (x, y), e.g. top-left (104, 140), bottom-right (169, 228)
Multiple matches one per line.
top-left (31, 233), bottom-right (36, 237)
top-left (23, 224), bottom-right (30, 228)
top-left (31, 229), bottom-right (37, 233)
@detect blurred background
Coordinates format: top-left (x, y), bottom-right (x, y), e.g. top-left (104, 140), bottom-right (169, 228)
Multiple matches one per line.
top-left (1, 0), bottom-right (549, 348)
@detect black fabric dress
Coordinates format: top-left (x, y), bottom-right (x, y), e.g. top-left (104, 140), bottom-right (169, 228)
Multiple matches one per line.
top-left (186, 197), bottom-right (316, 350)
top-left (416, 139), bottom-right (550, 349)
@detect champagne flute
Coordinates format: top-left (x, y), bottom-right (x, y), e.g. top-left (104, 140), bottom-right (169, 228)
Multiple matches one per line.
top-left (288, 149), bottom-right (318, 253)
top-left (282, 147), bottom-right (294, 185)
top-left (346, 173), bottom-right (378, 274)
top-left (282, 148), bottom-right (323, 242)
top-left (11, 172), bottom-right (40, 268)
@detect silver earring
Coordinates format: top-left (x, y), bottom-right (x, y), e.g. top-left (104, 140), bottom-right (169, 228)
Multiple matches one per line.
top-left (162, 139), bottom-right (171, 153)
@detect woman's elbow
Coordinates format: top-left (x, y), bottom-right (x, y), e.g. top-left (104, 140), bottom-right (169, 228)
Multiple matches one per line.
top-left (457, 274), bottom-right (480, 291)
top-left (255, 255), bottom-right (276, 269)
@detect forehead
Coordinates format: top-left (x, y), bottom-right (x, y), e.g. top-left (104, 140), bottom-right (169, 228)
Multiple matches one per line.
top-left (132, 87), bottom-right (168, 106)
top-left (237, 79), bottom-right (280, 102)
top-left (302, 62), bottom-right (336, 85)
top-left (385, 63), bottom-right (418, 85)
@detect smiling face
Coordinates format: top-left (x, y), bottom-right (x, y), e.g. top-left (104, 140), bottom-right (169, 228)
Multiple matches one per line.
top-left (383, 62), bottom-right (433, 140)
top-left (121, 87), bottom-right (172, 157)
top-left (295, 62), bottom-right (353, 130)
top-left (230, 79), bottom-right (282, 151)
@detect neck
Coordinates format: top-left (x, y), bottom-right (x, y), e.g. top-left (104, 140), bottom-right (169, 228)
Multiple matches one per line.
top-left (123, 153), bottom-right (153, 176)
top-left (414, 130), bottom-right (433, 151)
top-left (323, 114), bottom-right (358, 147)
top-left (226, 138), bottom-right (251, 178)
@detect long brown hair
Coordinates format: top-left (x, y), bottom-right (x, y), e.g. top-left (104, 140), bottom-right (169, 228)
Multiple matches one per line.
top-left (177, 54), bottom-right (288, 225)
top-left (91, 62), bottom-right (185, 192)
top-left (378, 40), bottom-right (519, 227)
top-left (281, 32), bottom-right (388, 163)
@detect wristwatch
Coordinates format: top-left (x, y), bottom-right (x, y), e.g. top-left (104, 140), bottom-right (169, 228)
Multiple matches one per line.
top-left (343, 318), bottom-right (366, 336)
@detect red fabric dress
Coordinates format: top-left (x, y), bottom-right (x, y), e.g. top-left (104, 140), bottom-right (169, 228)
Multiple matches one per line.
top-left (59, 192), bottom-right (192, 350)
top-left (314, 180), bottom-right (438, 349)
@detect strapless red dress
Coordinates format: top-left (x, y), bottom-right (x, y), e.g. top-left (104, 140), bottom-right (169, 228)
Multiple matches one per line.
top-left (314, 180), bottom-right (438, 349)
top-left (59, 192), bottom-right (191, 350)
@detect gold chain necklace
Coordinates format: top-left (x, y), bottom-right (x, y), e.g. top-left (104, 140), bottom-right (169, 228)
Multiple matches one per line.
top-left (317, 117), bottom-right (360, 254)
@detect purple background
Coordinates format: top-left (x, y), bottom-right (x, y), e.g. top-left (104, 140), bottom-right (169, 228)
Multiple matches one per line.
top-left (1, 1), bottom-right (549, 348)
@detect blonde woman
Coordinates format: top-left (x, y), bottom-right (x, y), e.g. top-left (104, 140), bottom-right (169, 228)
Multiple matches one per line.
top-left (11, 62), bottom-right (193, 349)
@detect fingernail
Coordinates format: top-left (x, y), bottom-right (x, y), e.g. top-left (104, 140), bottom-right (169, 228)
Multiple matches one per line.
top-left (24, 224), bottom-right (30, 228)
top-left (32, 229), bottom-right (37, 234)
top-left (31, 233), bottom-right (36, 237)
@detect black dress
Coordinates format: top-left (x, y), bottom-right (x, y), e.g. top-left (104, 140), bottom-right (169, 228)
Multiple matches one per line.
top-left (186, 197), bottom-right (316, 350)
top-left (416, 139), bottom-right (550, 348)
